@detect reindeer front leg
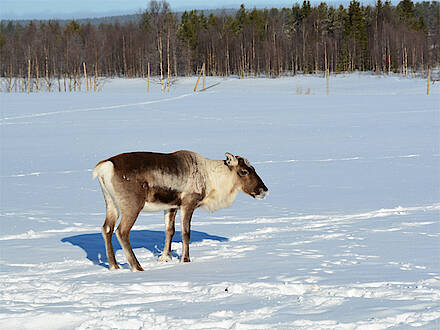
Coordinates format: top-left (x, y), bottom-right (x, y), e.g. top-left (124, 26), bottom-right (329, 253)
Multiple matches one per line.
top-left (180, 205), bottom-right (195, 262)
top-left (158, 208), bottom-right (177, 262)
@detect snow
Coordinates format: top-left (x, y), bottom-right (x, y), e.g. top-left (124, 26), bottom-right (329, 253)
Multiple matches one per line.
top-left (1, 73), bottom-right (439, 329)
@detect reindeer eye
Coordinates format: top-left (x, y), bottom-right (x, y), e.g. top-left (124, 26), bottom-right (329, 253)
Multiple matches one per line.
top-left (238, 169), bottom-right (249, 176)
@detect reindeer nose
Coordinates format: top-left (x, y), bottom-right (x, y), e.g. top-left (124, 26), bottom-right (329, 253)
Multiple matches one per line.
top-left (256, 187), bottom-right (269, 199)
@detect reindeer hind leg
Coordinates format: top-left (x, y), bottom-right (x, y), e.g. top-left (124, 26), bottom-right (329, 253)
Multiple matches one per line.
top-left (115, 202), bottom-right (144, 272)
top-left (101, 188), bottom-right (120, 270)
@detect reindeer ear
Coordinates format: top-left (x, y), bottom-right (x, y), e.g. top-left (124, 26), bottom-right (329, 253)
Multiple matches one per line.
top-left (225, 152), bottom-right (238, 166)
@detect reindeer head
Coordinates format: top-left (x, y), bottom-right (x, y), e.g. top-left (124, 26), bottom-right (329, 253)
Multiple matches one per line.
top-left (225, 152), bottom-right (268, 199)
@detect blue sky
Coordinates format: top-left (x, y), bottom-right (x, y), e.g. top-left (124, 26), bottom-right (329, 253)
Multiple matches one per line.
top-left (1, 0), bottom-right (352, 20)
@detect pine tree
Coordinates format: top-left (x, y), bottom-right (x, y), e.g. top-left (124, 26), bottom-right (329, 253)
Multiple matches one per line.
top-left (341, 0), bottom-right (368, 71)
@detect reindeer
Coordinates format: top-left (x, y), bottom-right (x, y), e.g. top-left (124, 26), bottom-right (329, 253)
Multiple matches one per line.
top-left (93, 150), bottom-right (268, 271)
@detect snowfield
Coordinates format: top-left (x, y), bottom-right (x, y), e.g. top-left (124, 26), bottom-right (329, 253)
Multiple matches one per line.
top-left (1, 74), bottom-right (439, 329)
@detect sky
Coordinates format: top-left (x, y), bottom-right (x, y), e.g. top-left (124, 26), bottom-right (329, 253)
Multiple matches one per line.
top-left (1, 0), bottom-right (408, 20)
top-left (1, 0), bottom-right (350, 20)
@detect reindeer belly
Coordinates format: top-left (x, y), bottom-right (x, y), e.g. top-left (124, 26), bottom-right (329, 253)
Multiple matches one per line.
top-left (142, 186), bottom-right (182, 212)
top-left (142, 202), bottom-right (177, 212)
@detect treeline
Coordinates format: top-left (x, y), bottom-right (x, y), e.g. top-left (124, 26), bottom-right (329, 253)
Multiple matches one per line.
top-left (0, 0), bottom-right (438, 87)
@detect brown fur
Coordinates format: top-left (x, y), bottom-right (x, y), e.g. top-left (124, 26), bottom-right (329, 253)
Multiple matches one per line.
top-left (94, 150), bottom-right (268, 271)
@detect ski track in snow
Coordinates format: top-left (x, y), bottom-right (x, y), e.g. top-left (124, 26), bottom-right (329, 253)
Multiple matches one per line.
top-left (0, 93), bottom-right (194, 123)
top-left (1, 169), bottom-right (92, 178)
top-left (0, 153), bottom-right (429, 179)
top-left (254, 154), bottom-right (423, 165)
top-left (1, 75), bottom-right (439, 329)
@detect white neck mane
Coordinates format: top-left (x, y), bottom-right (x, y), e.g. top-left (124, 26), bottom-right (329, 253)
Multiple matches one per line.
top-left (201, 159), bottom-right (240, 212)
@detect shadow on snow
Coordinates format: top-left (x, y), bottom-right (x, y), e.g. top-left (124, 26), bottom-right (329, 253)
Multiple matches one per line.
top-left (61, 230), bottom-right (228, 269)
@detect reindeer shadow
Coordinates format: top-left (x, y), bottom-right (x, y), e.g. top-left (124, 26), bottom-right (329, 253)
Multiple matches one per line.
top-left (61, 230), bottom-right (228, 269)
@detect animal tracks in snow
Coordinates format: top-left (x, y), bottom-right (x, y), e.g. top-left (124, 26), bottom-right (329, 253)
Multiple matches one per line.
top-left (1, 203), bottom-right (439, 329)
top-left (1, 76), bottom-right (439, 328)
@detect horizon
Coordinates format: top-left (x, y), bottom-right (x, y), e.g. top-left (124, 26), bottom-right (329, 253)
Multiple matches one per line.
top-left (1, 0), bottom-right (405, 21)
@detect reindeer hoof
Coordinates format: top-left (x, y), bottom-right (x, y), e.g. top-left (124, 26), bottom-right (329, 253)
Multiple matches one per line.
top-left (109, 264), bottom-right (120, 270)
top-left (131, 266), bottom-right (144, 272)
top-left (158, 254), bottom-right (172, 262)
top-left (181, 257), bottom-right (191, 263)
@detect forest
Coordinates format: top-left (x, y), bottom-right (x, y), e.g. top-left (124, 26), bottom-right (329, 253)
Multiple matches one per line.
top-left (0, 0), bottom-right (438, 92)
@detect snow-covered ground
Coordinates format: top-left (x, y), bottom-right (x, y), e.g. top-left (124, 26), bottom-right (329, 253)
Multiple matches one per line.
top-left (1, 74), bottom-right (439, 329)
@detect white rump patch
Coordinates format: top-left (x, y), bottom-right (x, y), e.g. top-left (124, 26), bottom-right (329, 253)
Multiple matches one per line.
top-left (94, 161), bottom-right (114, 184)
